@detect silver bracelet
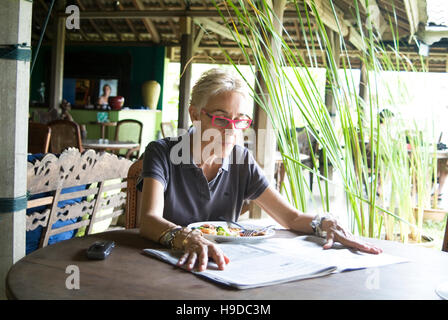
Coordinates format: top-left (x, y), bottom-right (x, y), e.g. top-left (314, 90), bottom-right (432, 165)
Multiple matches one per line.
top-left (310, 213), bottom-right (332, 238)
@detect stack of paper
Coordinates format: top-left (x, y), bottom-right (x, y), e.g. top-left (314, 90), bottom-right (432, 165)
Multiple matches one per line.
top-left (143, 235), bottom-right (409, 289)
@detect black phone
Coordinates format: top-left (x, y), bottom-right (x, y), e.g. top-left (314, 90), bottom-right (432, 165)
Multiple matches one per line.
top-left (86, 241), bottom-right (115, 260)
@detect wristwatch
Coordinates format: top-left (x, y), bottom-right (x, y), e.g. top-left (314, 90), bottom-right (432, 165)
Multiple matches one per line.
top-left (310, 213), bottom-right (330, 238)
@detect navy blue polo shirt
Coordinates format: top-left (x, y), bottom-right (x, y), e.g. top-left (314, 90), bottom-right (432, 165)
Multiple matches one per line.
top-left (139, 133), bottom-right (270, 226)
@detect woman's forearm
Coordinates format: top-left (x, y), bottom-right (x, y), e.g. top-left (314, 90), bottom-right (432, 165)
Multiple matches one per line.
top-left (254, 186), bottom-right (316, 234)
top-left (286, 212), bottom-right (315, 234)
top-left (138, 177), bottom-right (179, 243)
top-left (139, 213), bottom-right (179, 243)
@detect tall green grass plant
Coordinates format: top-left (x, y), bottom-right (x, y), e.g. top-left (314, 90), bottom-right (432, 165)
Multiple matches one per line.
top-left (213, 0), bottom-right (436, 242)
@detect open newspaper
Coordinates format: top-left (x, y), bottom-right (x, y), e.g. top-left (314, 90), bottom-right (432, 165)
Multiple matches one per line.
top-left (143, 235), bottom-right (409, 289)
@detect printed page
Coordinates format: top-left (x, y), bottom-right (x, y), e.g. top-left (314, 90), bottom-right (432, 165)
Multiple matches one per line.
top-left (246, 236), bottom-right (410, 272)
top-left (143, 236), bottom-right (409, 289)
top-left (197, 250), bottom-right (336, 289)
top-left (143, 243), bottom-right (336, 289)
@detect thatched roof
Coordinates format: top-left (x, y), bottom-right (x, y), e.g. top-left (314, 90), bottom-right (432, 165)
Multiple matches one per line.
top-left (32, 0), bottom-right (448, 71)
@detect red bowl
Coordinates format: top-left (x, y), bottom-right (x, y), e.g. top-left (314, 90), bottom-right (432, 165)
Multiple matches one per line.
top-left (109, 96), bottom-right (125, 110)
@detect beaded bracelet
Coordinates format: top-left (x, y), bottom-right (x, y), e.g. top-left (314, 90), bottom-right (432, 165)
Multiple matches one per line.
top-left (169, 228), bottom-right (185, 249)
top-left (310, 213), bottom-right (334, 238)
top-left (159, 226), bottom-right (182, 248)
top-left (158, 226), bottom-right (175, 243)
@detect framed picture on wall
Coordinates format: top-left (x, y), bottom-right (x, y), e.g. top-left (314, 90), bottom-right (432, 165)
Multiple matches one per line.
top-left (98, 79), bottom-right (118, 97)
top-left (75, 79), bottom-right (91, 105)
top-left (62, 78), bottom-right (76, 105)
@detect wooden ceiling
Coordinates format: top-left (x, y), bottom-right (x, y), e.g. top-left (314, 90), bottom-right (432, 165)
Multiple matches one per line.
top-left (32, 0), bottom-right (448, 72)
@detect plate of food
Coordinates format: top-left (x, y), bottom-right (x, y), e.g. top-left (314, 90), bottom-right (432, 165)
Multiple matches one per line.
top-left (187, 221), bottom-right (276, 243)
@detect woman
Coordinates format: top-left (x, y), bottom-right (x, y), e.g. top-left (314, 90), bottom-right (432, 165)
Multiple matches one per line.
top-left (97, 84), bottom-right (111, 107)
top-left (139, 68), bottom-right (382, 272)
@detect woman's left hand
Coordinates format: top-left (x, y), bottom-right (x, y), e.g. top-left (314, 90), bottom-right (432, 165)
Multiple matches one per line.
top-left (320, 217), bottom-right (383, 254)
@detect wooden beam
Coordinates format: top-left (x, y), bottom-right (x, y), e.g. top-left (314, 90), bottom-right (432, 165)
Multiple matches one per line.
top-left (132, 0), bottom-right (161, 43)
top-left (74, 24), bottom-right (89, 41)
top-left (32, 8), bottom-right (54, 40)
top-left (200, 0), bottom-right (210, 9)
top-left (38, 0), bottom-right (54, 19)
top-left (141, 19), bottom-right (161, 43)
top-left (359, 61), bottom-right (368, 104)
top-left (168, 19), bottom-right (181, 41)
top-left (117, 2), bottom-right (141, 41)
top-left (324, 27), bottom-right (340, 122)
top-left (193, 17), bottom-right (249, 47)
top-left (74, 9), bottom-right (308, 19)
top-left (157, 0), bottom-right (180, 41)
top-left (96, 1), bottom-right (123, 41)
top-left (73, 10), bottom-right (225, 19)
top-left (179, 1), bottom-right (186, 10)
top-left (90, 21), bottom-right (106, 41)
top-left (76, 0), bottom-right (106, 41)
top-left (358, 0), bottom-right (389, 38)
top-left (403, 0), bottom-right (421, 38)
top-left (193, 27), bottom-right (205, 54)
top-left (305, 0), bottom-right (364, 51)
top-left (293, 20), bottom-right (302, 42)
top-left (167, 46), bottom-right (175, 60)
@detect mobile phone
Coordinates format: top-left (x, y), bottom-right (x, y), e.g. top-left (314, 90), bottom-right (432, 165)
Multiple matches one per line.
top-left (86, 240), bottom-right (115, 260)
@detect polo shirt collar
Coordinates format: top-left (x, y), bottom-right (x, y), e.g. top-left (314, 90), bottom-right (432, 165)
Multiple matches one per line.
top-left (186, 151), bottom-right (231, 172)
top-left (174, 131), bottom-right (231, 171)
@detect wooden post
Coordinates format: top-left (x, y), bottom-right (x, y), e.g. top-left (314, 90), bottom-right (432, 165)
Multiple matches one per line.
top-left (177, 17), bottom-right (193, 131)
top-left (0, 0), bottom-right (32, 299)
top-left (323, 28), bottom-right (341, 181)
top-left (250, 0), bottom-right (286, 219)
top-left (250, 88), bottom-right (278, 218)
top-left (49, 1), bottom-right (66, 111)
top-left (359, 61), bottom-right (368, 109)
top-left (324, 27), bottom-right (340, 122)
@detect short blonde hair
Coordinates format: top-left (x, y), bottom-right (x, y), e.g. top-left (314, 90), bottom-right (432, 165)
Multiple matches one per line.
top-left (190, 68), bottom-right (248, 111)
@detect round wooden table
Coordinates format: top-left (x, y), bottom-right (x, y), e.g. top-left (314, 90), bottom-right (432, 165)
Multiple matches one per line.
top-left (89, 121), bottom-right (117, 139)
top-left (6, 229), bottom-right (448, 300)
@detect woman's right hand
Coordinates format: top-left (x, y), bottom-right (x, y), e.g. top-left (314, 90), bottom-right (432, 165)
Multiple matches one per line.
top-left (176, 233), bottom-right (230, 272)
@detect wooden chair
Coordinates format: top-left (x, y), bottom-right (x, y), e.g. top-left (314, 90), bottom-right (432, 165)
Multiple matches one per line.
top-left (26, 148), bottom-right (133, 249)
top-left (48, 120), bottom-right (84, 153)
top-left (114, 119), bottom-right (143, 159)
top-left (125, 159), bottom-right (143, 229)
top-left (28, 122), bottom-right (51, 154)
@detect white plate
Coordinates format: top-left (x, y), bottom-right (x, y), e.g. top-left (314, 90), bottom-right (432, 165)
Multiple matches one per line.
top-left (187, 221), bottom-right (275, 243)
top-left (436, 281), bottom-right (448, 300)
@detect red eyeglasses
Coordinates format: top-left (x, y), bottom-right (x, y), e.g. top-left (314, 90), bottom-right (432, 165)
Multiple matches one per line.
top-left (201, 109), bottom-right (252, 129)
